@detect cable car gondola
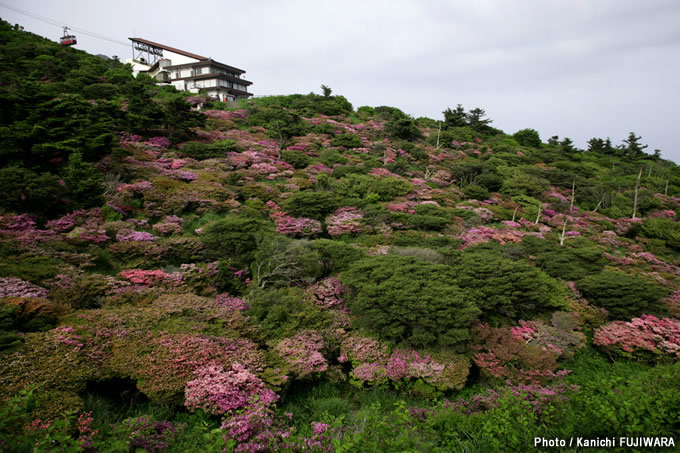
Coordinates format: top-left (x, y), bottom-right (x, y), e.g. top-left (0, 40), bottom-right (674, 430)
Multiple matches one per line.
top-left (60, 26), bottom-right (77, 46)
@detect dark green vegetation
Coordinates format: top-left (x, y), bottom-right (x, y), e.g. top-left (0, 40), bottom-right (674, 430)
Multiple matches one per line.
top-left (1, 20), bottom-right (680, 451)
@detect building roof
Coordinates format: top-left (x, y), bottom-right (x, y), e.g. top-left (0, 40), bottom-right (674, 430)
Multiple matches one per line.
top-left (129, 38), bottom-right (208, 61)
top-left (165, 58), bottom-right (247, 75)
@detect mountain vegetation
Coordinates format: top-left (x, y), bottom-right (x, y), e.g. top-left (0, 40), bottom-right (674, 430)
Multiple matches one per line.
top-left (1, 20), bottom-right (679, 451)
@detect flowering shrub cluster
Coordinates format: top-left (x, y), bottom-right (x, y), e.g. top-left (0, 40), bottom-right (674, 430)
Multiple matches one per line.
top-left (152, 215), bottom-right (184, 235)
top-left (216, 293), bottom-right (250, 311)
top-left (113, 416), bottom-right (183, 452)
top-left (326, 207), bottom-right (364, 236)
top-left (266, 200), bottom-right (321, 237)
top-left (305, 277), bottom-right (346, 309)
top-left (460, 226), bottom-right (543, 248)
top-left (0, 277), bottom-right (50, 299)
top-left (446, 381), bottom-right (580, 415)
top-left (593, 315), bottom-right (680, 361)
top-left (275, 331), bottom-right (328, 377)
top-left (510, 312), bottom-right (585, 359)
top-left (471, 323), bottom-right (569, 384)
top-left (185, 363), bottom-right (278, 415)
top-left (116, 229), bottom-right (156, 242)
top-left (345, 342), bottom-right (470, 391)
top-left (118, 269), bottom-right (180, 286)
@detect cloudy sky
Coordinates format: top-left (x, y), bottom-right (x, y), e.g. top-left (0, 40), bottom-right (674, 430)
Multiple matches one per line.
top-left (2, 0), bottom-right (680, 161)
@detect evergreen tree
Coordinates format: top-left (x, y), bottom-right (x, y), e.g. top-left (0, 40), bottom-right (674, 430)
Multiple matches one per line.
top-left (442, 104), bottom-right (467, 128)
top-left (64, 151), bottom-right (104, 209)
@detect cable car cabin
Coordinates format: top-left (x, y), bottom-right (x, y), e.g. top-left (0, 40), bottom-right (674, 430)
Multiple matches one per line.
top-left (60, 26), bottom-right (76, 46)
top-left (60, 35), bottom-right (77, 46)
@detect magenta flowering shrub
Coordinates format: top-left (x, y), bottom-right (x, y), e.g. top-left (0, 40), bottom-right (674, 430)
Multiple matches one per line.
top-left (446, 382), bottom-right (580, 415)
top-left (118, 269), bottom-right (179, 286)
top-left (109, 333), bottom-right (265, 400)
top-left (114, 416), bottom-right (183, 452)
top-left (216, 293), bottom-right (250, 311)
top-left (274, 215), bottom-right (322, 237)
top-left (116, 229), bottom-right (157, 242)
top-left (510, 313), bottom-right (585, 359)
top-left (470, 323), bottom-right (569, 385)
top-left (593, 315), bottom-right (680, 361)
top-left (184, 363), bottom-right (278, 415)
top-left (0, 277), bottom-right (49, 299)
top-left (326, 207), bottom-right (364, 237)
top-left (305, 277), bottom-right (346, 309)
top-left (459, 226), bottom-right (544, 248)
top-left (346, 344), bottom-right (469, 391)
top-left (338, 334), bottom-right (390, 365)
top-left (275, 331), bottom-right (328, 377)
top-left (266, 200), bottom-right (322, 237)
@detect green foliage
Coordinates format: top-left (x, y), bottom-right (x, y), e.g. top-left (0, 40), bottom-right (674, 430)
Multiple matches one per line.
top-left (281, 149), bottom-right (310, 169)
top-left (639, 217), bottom-right (680, 250)
top-left (311, 239), bottom-right (364, 274)
top-left (65, 151), bottom-right (104, 209)
top-left (247, 287), bottom-right (333, 340)
top-left (385, 117), bottom-right (423, 141)
top-left (334, 174), bottom-right (413, 201)
top-left (521, 236), bottom-right (607, 280)
top-left (252, 236), bottom-right (322, 288)
top-left (320, 149), bottom-right (349, 166)
top-left (0, 167), bottom-right (66, 219)
top-left (253, 93), bottom-right (353, 116)
top-left (452, 247), bottom-right (567, 319)
top-left (576, 271), bottom-right (668, 320)
top-left (199, 216), bottom-right (269, 266)
top-left (281, 191), bottom-right (338, 220)
top-left (330, 133), bottom-right (362, 148)
top-left (512, 128), bottom-right (542, 148)
top-left (179, 139), bottom-right (239, 160)
top-left (462, 184), bottom-right (490, 200)
top-left (342, 255), bottom-right (481, 347)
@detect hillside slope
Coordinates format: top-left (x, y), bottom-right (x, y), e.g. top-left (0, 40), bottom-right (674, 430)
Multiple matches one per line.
top-left (1, 20), bottom-right (679, 451)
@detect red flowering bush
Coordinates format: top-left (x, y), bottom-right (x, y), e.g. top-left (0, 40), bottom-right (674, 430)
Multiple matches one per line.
top-left (593, 315), bottom-right (680, 362)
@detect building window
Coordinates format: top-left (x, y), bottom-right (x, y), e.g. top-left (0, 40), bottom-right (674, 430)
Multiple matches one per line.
top-left (194, 67), bottom-right (202, 75)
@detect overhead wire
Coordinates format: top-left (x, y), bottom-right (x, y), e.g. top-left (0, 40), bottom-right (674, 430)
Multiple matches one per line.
top-left (0, 1), bottom-right (130, 48)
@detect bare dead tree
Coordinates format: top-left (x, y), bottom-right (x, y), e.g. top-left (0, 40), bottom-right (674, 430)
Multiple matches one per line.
top-left (632, 168), bottom-right (642, 219)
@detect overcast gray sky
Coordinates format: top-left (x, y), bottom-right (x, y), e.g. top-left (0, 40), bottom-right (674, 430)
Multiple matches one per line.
top-left (2, 0), bottom-right (680, 162)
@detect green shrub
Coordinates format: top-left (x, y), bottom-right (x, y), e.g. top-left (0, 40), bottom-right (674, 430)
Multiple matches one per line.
top-left (334, 174), bottom-right (413, 201)
top-left (342, 255), bottom-right (481, 347)
top-left (462, 184), bottom-right (490, 200)
top-left (179, 139), bottom-right (239, 160)
top-left (281, 191), bottom-right (338, 220)
top-left (199, 216), bottom-right (269, 266)
top-left (575, 271), bottom-right (668, 320)
top-left (639, 217), bottom-right (680, 250)
top-left (522, 236), bottom-right (607, 280)
top-left (320, 149), bottom-right (349, 166)
top-left (311, 239), bottom-right (364, 274)
top-left (330, 133), bottom-right (362, 148)
top-left (252, 236), bottom-right (322, 289)
top-left (512, 128), bottom-right (542, 148)
top-left (247, 287), bottom-right (333, 340)
top-left (452, 247), bottom-right (567, 319)
top-left (385, 118), bottom-right (423, 141)
top-left (281, 150), bottom-right (310, 169)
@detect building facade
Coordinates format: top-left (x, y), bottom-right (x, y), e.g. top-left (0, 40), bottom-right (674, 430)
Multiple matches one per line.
top-left (126, 38), bottom-right (253, 101)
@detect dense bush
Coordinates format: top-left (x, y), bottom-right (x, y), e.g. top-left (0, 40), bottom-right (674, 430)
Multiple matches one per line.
top-left (330, 133), bottom-right (362, 148)
top-left (199, 217), bottom-right (268, 266)
top-left (452, 247), bottom-right (567, 319)
top-left (281, 150), bottom-right (310, 169)
top-left (281, 191), bottom-right (338, 220)
top-left (179, 140), bottom-right (239, 160)
top-left (334, 174), bottom-right (412, 201)
top-left (639, 217), bottom-right (680, 250)
top-left (576, 271), bottom-right (668, 320)
top-left (342, 255), bottom-right (481, 347)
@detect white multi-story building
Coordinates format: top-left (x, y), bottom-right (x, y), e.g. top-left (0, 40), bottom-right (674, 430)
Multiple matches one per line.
top-left (126, 38), bottom-right (253, 102)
